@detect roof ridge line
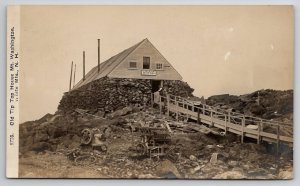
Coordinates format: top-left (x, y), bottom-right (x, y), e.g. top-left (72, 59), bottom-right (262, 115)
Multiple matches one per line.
top-left (106, 38), bottom-right (147, 76)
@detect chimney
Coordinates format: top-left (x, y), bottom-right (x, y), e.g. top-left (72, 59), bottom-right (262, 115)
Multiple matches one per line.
top-left (98, 39), bottom-right (100, 73)
top-left (83, 51), bottom-right (85, 81)
top-left (69, 61), bottom-right (73, 91)
top-left (73, 64), bottom-right (76, 88)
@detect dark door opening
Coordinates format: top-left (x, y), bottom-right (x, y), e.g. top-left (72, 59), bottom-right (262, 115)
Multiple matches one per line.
top-left (151, 80), bottom-right (161, 93)
top-left (143, 56), bottom-right (150, 69)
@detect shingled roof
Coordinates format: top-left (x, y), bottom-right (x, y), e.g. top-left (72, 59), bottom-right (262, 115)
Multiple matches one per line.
top-left (73, 39), bottom-right (145, 89)
top-left (72, 38), bottom-right (183, 90)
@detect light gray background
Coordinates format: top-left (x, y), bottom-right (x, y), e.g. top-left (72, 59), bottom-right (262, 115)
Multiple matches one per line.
top-left (0, 0), bottom-right (298, 185)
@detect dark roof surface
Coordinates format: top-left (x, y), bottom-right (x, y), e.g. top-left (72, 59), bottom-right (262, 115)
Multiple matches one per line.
top-left (73, 38), bottom-right (146, 89)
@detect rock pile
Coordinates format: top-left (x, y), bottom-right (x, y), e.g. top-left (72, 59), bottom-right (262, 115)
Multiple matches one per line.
top-left (206, 89), bottom-right (293, 121)
top-left (58, 77), bottom-right (194, 114)
top-left (19, 104), bottom-right (293, 179)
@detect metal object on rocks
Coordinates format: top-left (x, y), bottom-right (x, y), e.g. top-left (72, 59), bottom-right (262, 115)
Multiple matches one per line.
top-left (81, 128), bottom-right (108, 153)
top-left (81, 128), bottom-right (93, 145)
top-left (75, 155), bottom-right (97, 166)
top-left (134, 127), bottom-right (181, 162)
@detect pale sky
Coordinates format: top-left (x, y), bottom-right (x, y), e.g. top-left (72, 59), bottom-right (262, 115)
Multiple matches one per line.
top-left (20, 5), bottom-right (293, 122)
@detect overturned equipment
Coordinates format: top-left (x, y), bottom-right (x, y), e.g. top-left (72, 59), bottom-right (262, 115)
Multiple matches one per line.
top-left (134, 127), bottom-right (181, 162)
top-left (81, 128), bottom-right (107, 152)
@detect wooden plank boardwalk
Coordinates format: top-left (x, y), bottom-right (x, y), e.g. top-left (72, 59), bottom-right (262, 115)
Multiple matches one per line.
top-left (154, 94), bottom-right (293, 147)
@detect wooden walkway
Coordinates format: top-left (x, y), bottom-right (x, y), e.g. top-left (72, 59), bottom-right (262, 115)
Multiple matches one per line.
top-left (154, 94), bottom-right (293, 147)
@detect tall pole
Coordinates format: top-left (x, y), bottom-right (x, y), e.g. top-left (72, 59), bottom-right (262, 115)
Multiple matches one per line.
top-left (69, 61), bottom-right (73, 91)
top-left (73, 64), bottom-right (76, 88)
top-left (98, 39), bottom-right (100, 73)
top-left (258, 91), bottom-right (260, 105)
top-left (83, 51), bottom-right (85, 81)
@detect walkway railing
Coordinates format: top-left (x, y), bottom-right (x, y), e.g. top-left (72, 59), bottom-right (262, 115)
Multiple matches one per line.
top-left (153, 94), bottom-right (293, 147)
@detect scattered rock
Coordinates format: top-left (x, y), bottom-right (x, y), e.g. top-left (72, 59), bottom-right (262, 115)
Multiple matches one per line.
top-left (213, 170), bottom-right (246, 179)
top-left (278, 170), bottom-right (293, 179)
top-left (190, 165), bottom-right (205, 174)
top-left (34, 131), bottom-right (49, 142)
top-left (247, 168), bottom-right (268, 177)
top-left (31, 142), bottom-right (52, 152)
top-left (138, 173), bottom-right (157, 179)
top-left (228, 160), bottom-right (239, 167)
top-left (210, 153), bottom-right (219, 164)
top-left (189, 155), bottom-right (197, 161)
top-left (156, 159), bottom-right (181, 178)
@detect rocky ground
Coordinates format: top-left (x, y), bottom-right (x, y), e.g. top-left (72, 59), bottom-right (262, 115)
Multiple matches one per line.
top-left (19, 106), bottom-right (293, 179)
top-left (206, 89), bottom-right (293, 122)
top-left (19, 77), bottom-right (293, 179)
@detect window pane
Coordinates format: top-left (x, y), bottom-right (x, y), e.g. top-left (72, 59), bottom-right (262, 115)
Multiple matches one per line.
top-left (156, 63), bottom-right (163, 69)
top-left (129, 61), bottom-right (137, 68)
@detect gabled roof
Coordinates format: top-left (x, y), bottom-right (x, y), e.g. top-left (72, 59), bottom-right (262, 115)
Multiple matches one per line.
top-left (72, 39), bottom-right (146, 89)
top-left (72, 38), bottom-right (182, 90)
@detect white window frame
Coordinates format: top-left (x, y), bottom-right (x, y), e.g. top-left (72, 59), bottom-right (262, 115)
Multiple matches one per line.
top-left (128, 61), bottom-right (138, 69)
top-left (156, 63), bottom-right (164, 70)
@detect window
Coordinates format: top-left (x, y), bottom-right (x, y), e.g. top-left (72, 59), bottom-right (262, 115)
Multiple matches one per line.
top-left (143, 57), bottom-right (150, 69)
top-left (156, 63), bottom-right (163, 70)
top-left (129, 61), bottom-right (137, 69)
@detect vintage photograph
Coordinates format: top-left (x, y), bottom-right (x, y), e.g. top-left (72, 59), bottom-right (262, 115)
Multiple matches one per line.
top-left (8, 5), bottom-right (293, 179)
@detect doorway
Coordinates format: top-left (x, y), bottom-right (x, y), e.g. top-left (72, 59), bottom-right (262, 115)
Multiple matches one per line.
top-left (151, 80), bottom-right (161, 93)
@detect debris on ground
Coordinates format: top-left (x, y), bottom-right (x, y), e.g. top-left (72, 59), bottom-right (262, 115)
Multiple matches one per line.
top-left (19, 106), bottom-right (293, 179)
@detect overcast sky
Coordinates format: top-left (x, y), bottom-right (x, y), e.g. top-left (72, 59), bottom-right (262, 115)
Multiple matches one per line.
top-left (19, 5), bottom-right (293, 122)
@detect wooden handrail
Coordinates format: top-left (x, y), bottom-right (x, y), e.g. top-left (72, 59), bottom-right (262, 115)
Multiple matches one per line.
top-left (153, 93), bottom-right (293, 145)
top-left (159, 93), bottom-right (292, 127)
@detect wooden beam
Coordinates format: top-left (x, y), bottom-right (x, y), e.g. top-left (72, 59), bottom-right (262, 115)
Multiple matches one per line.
top-left (224, 114), bottom-right (227, 134)
top-left (257, 119), bottom-right (262, 144)
top-left (69, 61), bottom-right (73, 91)
top-left (167, 94), bottom-right (170, 116)
top-left (197, 107), bottom-right (200, 124)
top-left (159, 96), bottom-right (162, 115)
top-left (73, 64), bottom-right (76, 88)
top-left (176, 98), bottom-right (179, 121)
top-left (83, 51), bottom-right (85, 81)
top-left (98, 39), bottom-right (100, 73)
top-left (210, 108), bottom-right (213, 126)
top-left (276, 124), bottom-right (280, 156)
top-left (157, 93), bottom-right (293, 146)
top-left (241, 116), bottom-right (245, 143)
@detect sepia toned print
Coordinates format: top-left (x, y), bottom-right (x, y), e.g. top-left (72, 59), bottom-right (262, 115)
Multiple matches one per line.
top-left (7, 5), bottom-right (293, 179)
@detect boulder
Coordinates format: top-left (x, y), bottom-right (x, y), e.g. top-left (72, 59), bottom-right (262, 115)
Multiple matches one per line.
top-left (278, 170), bottom-right (293, 179)
top-left (210, 153), bottom-right (219, 164)
top-left (228, 160), bottom-right (239, 167)
top-left (34, 131), bottom-right (49, 142)
top-left (30, 142), bottom-right (52, 152)
top-left (213, 170), bottom-right (246, 179)
top-left (189, 155), bottom-right (197, 161)
top-left (156, 159), bottom-right (181, 178)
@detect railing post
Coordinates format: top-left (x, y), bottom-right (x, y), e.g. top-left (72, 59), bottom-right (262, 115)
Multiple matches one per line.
top-left (159, 96), bottom-right (162, 115)
top-left (257, 119), bottom-right (262, 144)
top-left (151, 93), bottom-right (154, 108)
top-left (241, 116), bottom-right (245, 143)
top-left (202, 104), bottom-right (205, 115)
top-left (176, 97), bottom-right (179, 121)
top-left (224, 114), bottom-right (227, 134)
top-left (167, 94), bottom-right (170, 116)
top-left (276, 124), bottom-right (280, 157)
top-left (197, 107), bottom-right (200, 124)
top-left (210, 108), bottom-right (213, 126)
top-left (228, 111), bottom-right (231, 124)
